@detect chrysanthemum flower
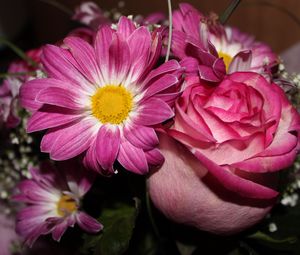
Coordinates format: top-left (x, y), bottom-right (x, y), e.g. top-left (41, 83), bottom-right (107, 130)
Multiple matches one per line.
top-left (13, 161), bottom-right (102, 247)
top-left (172, 3), bottom-right (278, 82)
top-left (20, 16), bottom-right (182, 175)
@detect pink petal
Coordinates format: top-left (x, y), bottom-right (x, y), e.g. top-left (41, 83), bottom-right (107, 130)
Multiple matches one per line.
top-left (94, 25), bottom-right (114, 78)
top-left (142, 60), bottom-right (181, 88)
top-left (36, 87), bottom-right (84, 110)
top-left (127, 26), bottom-right (151, 82)
top-left (134, 98), bottom-right (174, 126)
top-left (118, 140), bottom-right (148, 174)
top-left (52, 221), bottom-right (69, 241)
top-left (192, 150), bottom-right (278, 199)
top-left (117, 16), bottom-right (136, 38)
top-left (108, 33), bottom-right (130, 83)
top-left (96, 125), bottom-right (120, 170)
top-left (42, 45), bottom-right (89, 89)
top-left (83, 139), bottom-right (102, 173)
top-left (48, 118), bottom-right (97, 160)
top-left (145, 148), bottom-right (164, 166)
top-left (64, 36), bottom-right (102, 84)
top-left (124, 124), bottom-right (158, 150)
top-left (76, 212), bottom-right (103, 233)
top-left (142, 74), bottom-right (179, 100)
top-left (27, 105), bottom-right (82, 133)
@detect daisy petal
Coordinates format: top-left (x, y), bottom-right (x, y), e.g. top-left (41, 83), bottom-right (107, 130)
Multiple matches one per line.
top-left (96, 125), bottom-right (120, 170)
top-left (135, 98), bottom-right (174, 126)
top-left (76, 212), bottom-right (103, 233)
top-left (118, 140), bottom-right (148, 174)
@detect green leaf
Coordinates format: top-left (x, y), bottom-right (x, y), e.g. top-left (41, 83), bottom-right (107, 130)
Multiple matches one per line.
top-left (81, 198), bottom-right (140, 255)
top-left (247, 231), bottom-right (297, 244)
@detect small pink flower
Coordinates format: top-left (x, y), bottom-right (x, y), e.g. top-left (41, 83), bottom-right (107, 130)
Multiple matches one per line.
top-left (148, 72), bottom-right (300, 233)
top-left (14, 161), bottom-right (102, 247)
top-left (172, 3), bottom-right (278, 82)
top-left (20, 17), bottom-right (182, 175)
top-left (72, 1), bottom-right (110, 30)
top-left (0, 48), bottom-right (42, 128)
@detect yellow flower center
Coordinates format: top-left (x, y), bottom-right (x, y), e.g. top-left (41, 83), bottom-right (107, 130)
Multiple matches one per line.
top-left (218, 51), bottom-right (233, 72)
top-left (57, 194), bottom-right (77, 217)
top-left (91, 85), bottom-right (133, 124)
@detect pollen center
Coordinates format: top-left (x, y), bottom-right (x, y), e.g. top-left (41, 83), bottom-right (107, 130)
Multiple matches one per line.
top-left (57, 194), bottom-right (77, 217)
top-left (218, 51), bottom-right (233, 72)
top-left (91, 85), bottom-right (133, 124)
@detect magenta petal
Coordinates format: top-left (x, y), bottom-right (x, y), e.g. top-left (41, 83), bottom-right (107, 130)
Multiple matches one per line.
top-left (27, 106), bottom-right (82, 133)
top-left (64, 36), bottom-right (101, 84)
top-left (109, 33), bottom-right (130, 82)
top-left (49, 118), bottom-right (96, 160)
top-left (20, 78), bottom-right (77, 112)
top-left (94, 25), bottom-right (113, 76)
top-left (76, 212), bottom-right (103, 233)
top-left (127, 26), bottom-right (151, 81)
top-left (192, 150), bottom-right (278, 199)
top-left (117, 16), bottom-right (136, 38)
top-left (143, 74), bottom-right (179, 100)
top-left (145, 148), bottom-right (164, 166)
top-left (83, 139), bottom-right (101, 172)
top-left (96, 126), bottom-right (120, 170)
top-left (52, 221), bottom-right (68, 241)
top-left (42, 45), bottom-right (88, 88)
top-left (36, 87), bottom-right (83, 109)
top-left (142, 60), bottom-right (181, 88)
top-left (118, 140), bottom-right (149, 174)
top-left (135, 98), bottom-right (174, 126)
top-left (124, 124), bottom-right (158, 150)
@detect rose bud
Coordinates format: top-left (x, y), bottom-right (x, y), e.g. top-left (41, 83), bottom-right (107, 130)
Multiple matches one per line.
top-left (148, 72), bottom-right (300, 234)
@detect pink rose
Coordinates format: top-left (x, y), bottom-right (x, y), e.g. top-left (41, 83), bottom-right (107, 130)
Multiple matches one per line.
top-left (148, 72), bottom-right (300, 234)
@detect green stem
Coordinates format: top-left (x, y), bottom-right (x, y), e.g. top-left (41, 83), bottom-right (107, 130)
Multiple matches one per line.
top-left (145, 181), bottom-right (161, 240)
top-left (0, 37), bottom-right (38, 68)
top-left (38, 0), bottom-right (73, 16)
top-left (0, 72), bottom-right (36, 79)
top-left (165, 0), bottom-right (173, 62)
top-left (219, 0), bottom-right (242, 24)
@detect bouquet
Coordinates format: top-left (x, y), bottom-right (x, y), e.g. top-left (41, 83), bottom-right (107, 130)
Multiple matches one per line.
top-left (1, 1), bottom-right (300, 254)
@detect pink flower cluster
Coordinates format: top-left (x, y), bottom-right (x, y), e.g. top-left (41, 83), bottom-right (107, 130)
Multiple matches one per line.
top-left (4, 1), bottom-right (299, 249)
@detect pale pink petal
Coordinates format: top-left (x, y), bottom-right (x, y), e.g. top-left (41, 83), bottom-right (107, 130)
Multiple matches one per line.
top-left (118, 140), bottom-right (148, 174)
top-left (228, 50), bottom-right (252, 73)
top-left (192, 150), bottom-right (278, 199)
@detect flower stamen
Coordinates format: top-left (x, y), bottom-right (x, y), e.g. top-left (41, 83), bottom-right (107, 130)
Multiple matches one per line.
top-left (57, 194), bottom-right (77, 217)
top-left (91, 85), bottom-right (133, 124)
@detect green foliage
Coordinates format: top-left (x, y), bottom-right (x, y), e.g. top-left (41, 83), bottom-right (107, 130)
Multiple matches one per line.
top-left (81, 199), bottom-right (140, 255)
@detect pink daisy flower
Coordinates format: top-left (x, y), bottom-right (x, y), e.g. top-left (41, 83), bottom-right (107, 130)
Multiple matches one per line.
top-left (13, 161), bottom-right (102, 247)
top-left (20, 17), bottom-right (182, 175)
top-left (172, 3), bottom-right (278, 82)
